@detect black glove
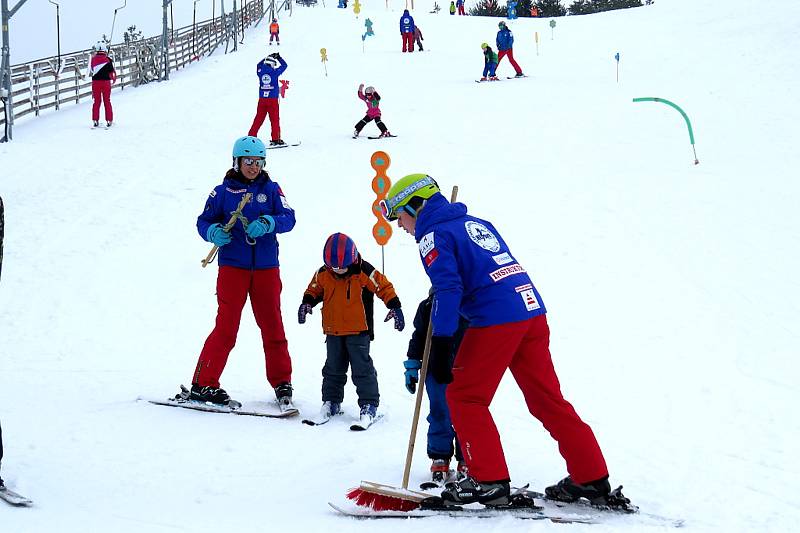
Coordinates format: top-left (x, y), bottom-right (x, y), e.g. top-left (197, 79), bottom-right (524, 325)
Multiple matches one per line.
top-left (429, 336), bottom-right (454, 384)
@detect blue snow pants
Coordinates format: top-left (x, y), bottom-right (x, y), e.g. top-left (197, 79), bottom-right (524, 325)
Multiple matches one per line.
top-left (426, 371), bottom-right (463, 461)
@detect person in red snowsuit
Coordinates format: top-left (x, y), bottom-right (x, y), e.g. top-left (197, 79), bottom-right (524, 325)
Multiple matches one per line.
top-left (89, 43), bottom-right (116, 127)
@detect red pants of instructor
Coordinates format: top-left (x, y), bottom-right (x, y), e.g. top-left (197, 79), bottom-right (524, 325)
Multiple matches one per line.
top-left (193, 266), bottom-right (292, 389)
top-left (497, 49), bottom-right (523, 75)
top-left (91, 80), bottom-right (113, 122)
top-left (401, 32), bottom-right (415, 52)
top-left (446, 315), bottom-right (608, 484)
top-left (248, 97), bottom-right (281, 141)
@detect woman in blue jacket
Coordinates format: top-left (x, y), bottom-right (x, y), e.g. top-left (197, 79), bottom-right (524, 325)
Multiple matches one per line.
top-left (189, 136), bottom-right (296, 409)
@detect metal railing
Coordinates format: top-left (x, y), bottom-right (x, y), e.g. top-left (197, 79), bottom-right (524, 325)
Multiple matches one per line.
top-left (1, 0), bottom-right (268, 136)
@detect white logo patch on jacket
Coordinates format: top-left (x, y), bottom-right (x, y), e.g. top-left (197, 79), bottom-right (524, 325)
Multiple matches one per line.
top-left (419, 232), bottom-right (438, 266)
top-left (465, 221), bottom-right (501, 252)
top-left (280, 194), bottom-right (290, 209)
top-left (492, 252), bottom-right (513, 265)
top-left (257, 193), bottom-right (268, 203)
top-left (515, 283), bottom-right (540, 311)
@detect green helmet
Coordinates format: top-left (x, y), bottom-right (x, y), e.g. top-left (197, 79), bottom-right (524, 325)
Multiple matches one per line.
top-left (481, 42), bottom-right (489, 49)
top-left (381, 174), bottom-right (440, 221)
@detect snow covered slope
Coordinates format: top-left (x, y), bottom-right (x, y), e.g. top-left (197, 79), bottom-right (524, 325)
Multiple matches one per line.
top-left (1, 1), bottom-right (799, 531)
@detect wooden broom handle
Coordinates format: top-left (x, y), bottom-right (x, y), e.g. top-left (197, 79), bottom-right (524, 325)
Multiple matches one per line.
top-left (401, 185), bottom-right (458, 489)
top-left (201, 193), bottom-right (253, 268)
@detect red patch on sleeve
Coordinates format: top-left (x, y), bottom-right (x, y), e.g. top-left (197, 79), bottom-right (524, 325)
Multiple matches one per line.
top-left (424, 249), bottom-right (439, 267)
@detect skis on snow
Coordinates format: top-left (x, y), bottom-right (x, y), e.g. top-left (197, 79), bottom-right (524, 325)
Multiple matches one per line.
top-left (330, 486), bottom-right (682, 526)
top-left (0, 486), bottom-right (33, 507)
top-left (366, 134), bottom-right (397, 140)
top-left (302, 411), bottom-right (383, 431)
top-left (266, 140), bottom-right (301, 149)
top-left (142, 385), bottom-right (299, 418)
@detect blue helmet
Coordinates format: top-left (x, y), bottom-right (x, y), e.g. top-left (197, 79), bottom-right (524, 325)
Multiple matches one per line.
top-left (232, 136), bottom-right (266, 158)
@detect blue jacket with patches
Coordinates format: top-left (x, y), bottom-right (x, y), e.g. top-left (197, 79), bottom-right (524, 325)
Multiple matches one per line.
top-left (197, 169), bottom-right (296, 269)
top-left (496, 28), bottom-right (514, 51)
top-left (400, 10), bottom-right (415, 33)
top-left (256, 56), bottom-right (288, 98)
top-left (414, 193), bottom-right (546, 337)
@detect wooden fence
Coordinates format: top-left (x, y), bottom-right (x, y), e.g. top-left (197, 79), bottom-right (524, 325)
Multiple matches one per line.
top-left (1, 0), bottom-right (270, 130)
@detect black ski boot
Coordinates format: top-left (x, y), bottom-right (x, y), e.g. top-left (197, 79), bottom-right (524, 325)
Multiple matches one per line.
top-left (545, 475), bottom-right (611, 505)
top-left (440, 475), bottom-right (510, 507)
top-left (187, 384), bottom-right (231, 406)
top-left (274, 382), bottom-right (295, 411)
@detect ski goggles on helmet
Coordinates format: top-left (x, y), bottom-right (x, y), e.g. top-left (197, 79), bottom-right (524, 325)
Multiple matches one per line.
top-left (241, 157), bottom-right (266, 168)
top-left (379, 175), bottom-right (437, 221)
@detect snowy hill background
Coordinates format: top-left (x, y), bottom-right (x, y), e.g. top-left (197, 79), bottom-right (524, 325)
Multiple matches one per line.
top-left (2, 1), bottom-right (800, 531)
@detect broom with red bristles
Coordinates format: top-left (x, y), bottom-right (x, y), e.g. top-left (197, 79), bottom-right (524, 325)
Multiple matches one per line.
top-left (346, 185), bottom-right (459, 512)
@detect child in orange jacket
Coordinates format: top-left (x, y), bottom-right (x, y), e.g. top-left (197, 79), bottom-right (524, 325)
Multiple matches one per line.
top-left (298, 233), bottom-right (405, 426)
top-left (269, 18), bottom-right (280, 45)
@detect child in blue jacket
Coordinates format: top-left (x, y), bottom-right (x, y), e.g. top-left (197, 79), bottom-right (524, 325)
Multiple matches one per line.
top-left (404, 291), bottom-right (469, 484)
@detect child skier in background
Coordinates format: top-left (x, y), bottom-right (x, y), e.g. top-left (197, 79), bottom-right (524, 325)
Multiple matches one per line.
top-left (414, 25), bottom-right (424, 52)
top-left (404, 291), bottom-right (470, 485)
top-left (450, 1), bottom-right (456, 15)
top-left (269, 18), bottom-right (280, 45)
top-left (480, 42), bottom-right (499, 81)
top-left (248, 52), bottom-right (288, 146)
top-left (298, 233), bottom-right (405, 427)
top-left (353, 84), bottom-right (393, 138)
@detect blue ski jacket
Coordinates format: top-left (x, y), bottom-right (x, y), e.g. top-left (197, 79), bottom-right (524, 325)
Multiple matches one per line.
top-left (496, 28), bottom-right (514, 51)
top-left (197, 170), bottom-right (296, 270)
top-left (400, 10), bottom-right (415, 33)
top-left (414, 193), bottom-right (546, 337)
top-left (256, 56), bottom-right (288, 98)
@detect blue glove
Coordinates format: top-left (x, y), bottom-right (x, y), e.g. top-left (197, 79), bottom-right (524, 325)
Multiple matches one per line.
top-left (245, 215), bottom-right (275, 238)
top-left (384, 308), bottom-right (405, 331)
top-left (298, 303), bottom-right (313, 324)
top-left (206, 223), bottom-right (232, 247)
top-left (403, 359), bottom-right (421, 394)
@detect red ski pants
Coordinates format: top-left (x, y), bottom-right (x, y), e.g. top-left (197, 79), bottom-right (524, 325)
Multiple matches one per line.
top-left (91, 80), bottom-right (113, 122)
top-left (401, 32), bottom-right (415, 52)
top-left (193, 266), bottom-right (292, 389)
top-left (446, 315), bottom-right (608, 484)
top-left (248, 97), bottom-right (281, 141)
top-left (497, 49), bottom-right (523, 75)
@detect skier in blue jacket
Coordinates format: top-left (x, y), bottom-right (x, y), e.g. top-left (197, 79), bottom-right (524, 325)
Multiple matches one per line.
top-left (381, 174), bottom-right (619, 508)
top-left (496, 21), bottom-right (524, 77)
top-left (189, 136), bottom-right (296, 409)
top-left (248, 53), bottom-right (289, 146)
top-left (399, 9), bottom-right (416, 52)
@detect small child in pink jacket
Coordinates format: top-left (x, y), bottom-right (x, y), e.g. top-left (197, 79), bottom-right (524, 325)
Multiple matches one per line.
top-left (353, 84), bottom-right (393, 138)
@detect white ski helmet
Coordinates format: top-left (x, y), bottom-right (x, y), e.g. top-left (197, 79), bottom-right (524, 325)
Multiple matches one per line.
top-left (93, 41), bottom-right (109, 53)
top-left (365, 86), bottom-right (376, 95)
top-left (264, 56), bottom-right (280, 68)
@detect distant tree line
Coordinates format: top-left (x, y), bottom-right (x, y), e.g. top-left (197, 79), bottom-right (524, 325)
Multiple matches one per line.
top-left (469, 0), bottom-right (643, 17)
